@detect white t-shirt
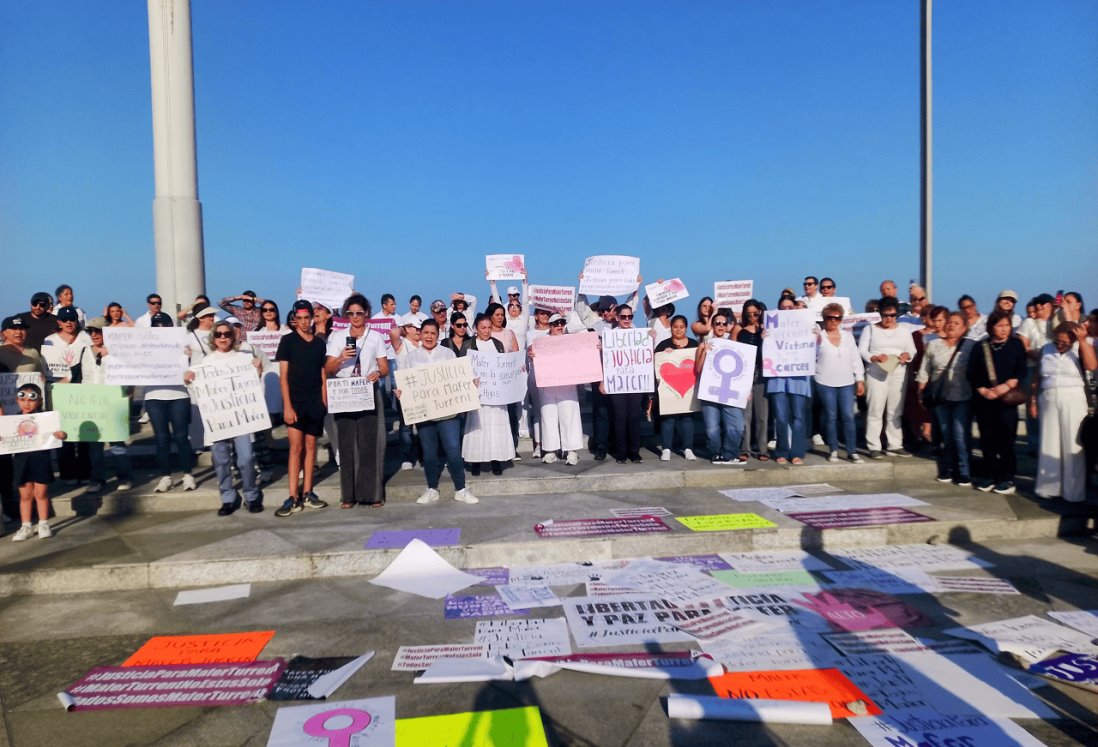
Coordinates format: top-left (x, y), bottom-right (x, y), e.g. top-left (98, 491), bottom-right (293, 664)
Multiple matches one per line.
top-left (404, 343), bottom-right (456, 368)
top-left (374, 313), bottom-right (399, 360)
top-left (41, 331), bottom-right (92, 382)
top-left (325, 328), bottom-right (387, 378)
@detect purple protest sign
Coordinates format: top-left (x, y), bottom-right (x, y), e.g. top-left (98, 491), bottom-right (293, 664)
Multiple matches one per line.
top-left (1028, 653), bottom-right (1098, 691)
top-left (534, 516), bottom-right (672, 539)
top-left (655, 554), bottom-right (733, 571)
top-left (59, 659), bottom-right (285, 711)
top-left (445, 593), bottom-right (529, 619)
top-left (365, 528), bottom-right (461, 549)
top-left (465, 566), bottom-right (510, 586)
top-left (787, 507), bottom-right (934, 530)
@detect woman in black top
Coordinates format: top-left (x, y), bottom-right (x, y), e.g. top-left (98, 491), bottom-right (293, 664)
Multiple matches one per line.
top-left (653, 315), bottom-right (699, 460)
top-left (736, 299), bottom-right (769, 461)
top-left (967, 309), bottom-right (1027, 494)
top-left (441, 312), bottom-right (474, 357)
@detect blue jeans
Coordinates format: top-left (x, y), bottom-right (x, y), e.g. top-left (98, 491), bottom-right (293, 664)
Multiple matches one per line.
top-left (659, 413), bottom-right (696, 453)
top-left (934, 401), bottom-right (971, 480)
top-left (419, 417), bottom-right (465, 491)
top-left (145, 398), bottom-right (192, 476)
top-left (212, 435), bottom-right (260, 505)
top-left (702, 403), bottom-right (744, 460)
top-left (816, 382), bottom-right (857, 456)
top-left (770, 391), bottom-right (809, 459)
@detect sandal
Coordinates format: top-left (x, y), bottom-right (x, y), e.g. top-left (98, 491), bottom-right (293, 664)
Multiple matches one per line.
top-left (739, 453), bottom-right (749, 462)
top-left (757, 454), bottom-right (770, 462)
top-left (791, 457), bottom-right (804, 465)
top-left (365, 500), bottom-right (386, 508)
top-left (775, 457), bottom-right (789, 464)
top-left (340, 501), bottom-right (356, 509)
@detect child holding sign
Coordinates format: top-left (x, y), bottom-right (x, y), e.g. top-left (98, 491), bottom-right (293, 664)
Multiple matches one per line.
top-left (10, 383), bottom-right (67, 541)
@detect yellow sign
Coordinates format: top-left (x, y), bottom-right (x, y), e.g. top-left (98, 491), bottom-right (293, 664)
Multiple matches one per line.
top-left (396, 706), bottom-right (548, 746)
top-left (675, 513), bottom-right (776, 532)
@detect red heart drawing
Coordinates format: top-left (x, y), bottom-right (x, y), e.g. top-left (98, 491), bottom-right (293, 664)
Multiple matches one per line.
top-left (660, 360), bottom-right (696, 397)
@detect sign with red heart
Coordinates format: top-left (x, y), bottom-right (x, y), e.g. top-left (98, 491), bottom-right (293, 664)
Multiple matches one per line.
top-left (655, 348), bottom-right (700, 414)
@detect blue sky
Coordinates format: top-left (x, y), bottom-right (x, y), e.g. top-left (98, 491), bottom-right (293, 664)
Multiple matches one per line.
top-left (2, 0), bottom-right (1095, 320)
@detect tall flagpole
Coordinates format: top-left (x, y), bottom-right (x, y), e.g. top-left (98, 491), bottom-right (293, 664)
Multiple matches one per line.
top-left (920, 0), bottom-right (933, 300)
top-left (147, 0), bottom-right (206, 318)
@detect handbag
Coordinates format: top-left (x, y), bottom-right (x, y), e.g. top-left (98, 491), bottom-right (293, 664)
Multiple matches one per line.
top-left (982, 341), bottom-right (1027, 406)
top-left (923, 341), bottom-right (963, 409)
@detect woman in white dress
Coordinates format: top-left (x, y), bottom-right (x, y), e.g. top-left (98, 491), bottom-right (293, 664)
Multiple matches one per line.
top-left (463, 313), bottom-right (515, 476)
top-left (529, 314), bottom-right (583, 465)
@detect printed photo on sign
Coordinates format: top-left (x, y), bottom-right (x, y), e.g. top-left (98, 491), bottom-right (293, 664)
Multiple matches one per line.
top-left (761, 309), bottom-right (817, 377)
top-left (601, 328), bottom-right (654, 394)
top-left (697, 338), bottom-right (756, 407)
top-left (485, 253), bottom-right (526, 280)
top-left (645, 278), bottom-right (689, 307)
top-left (655, 348), bottom-right (700, 414)
top-left (579, 255), bottom-right (640, 296)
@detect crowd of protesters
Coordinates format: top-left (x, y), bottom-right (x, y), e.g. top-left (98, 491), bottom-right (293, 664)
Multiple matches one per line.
top-left (2, 276), bottom-right (1095, 541)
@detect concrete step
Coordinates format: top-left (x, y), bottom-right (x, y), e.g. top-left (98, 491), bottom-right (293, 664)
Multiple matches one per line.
top-left (5, 469), bottom-right (1093, 596)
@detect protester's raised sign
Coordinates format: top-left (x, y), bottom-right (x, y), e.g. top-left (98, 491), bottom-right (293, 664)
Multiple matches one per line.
top-left (527, 284), bottom-right (575, 314)
top-left (51, 384), bottom-right (129, 442)
top-left (299, 267), bottom-right (354, 313)
top-left (246, 331), bottom-right (283, 361)
top-left (326, 377), bottom-right (375, 414)
top-left (762, 309), bottom-right (817, 377)
top-left (713, 280), bottom-right (753, 312)
top-left (697, 339), bottom-right (756, 407)
top-left (655, 348), bottom-right (699, 414)
top-left (0, 411), bottom-right (62, 455)
top-left (103, 328), bottom-right (187, 386)
top-left (579, 255), bottom-right (640, 296)
top-left (601, 328), bottom-right (654, 394)
top-left (188, 361), bottom-right (270, 445)
top-left (468, 350), bottom-right (527, 405)
top-left (532, 332), bottom-right (602, 387)
top-left (394, 356), bottom-right (479, 425)
top-left (645, 278), bottom-right (689, 308)
top-left (485, 253), bottom-right (526, 281)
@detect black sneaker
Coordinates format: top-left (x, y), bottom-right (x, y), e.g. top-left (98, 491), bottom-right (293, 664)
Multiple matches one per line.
top-left (629, 456), bottom-right (643, 463)
top-left (274, 497), bottom-right (303, 517)
top-left (711, 455), bottom-right (730, 465)
top-left (217, 503), bottom-right (236, 517)
top-left (593, 450), bottom-right (607, 461)
top-left (887, 448), bottom-right (914, 458)
top-left (490, 461), bottom-right (503, 476)
top-left (975, 479), bottom-right (996, 492)
top-left (246, 490), bottom-right (264, 513)
top-left (302, 491), bottom-right (328, 509)
top-left (868, 450), bottom-right (885, 460)
top-left (953, 476), bottom-right (973, 487)
top-left (992, 481), bottom-right (1016, 495)
top-left (936, 474), bottom-right (952, 483)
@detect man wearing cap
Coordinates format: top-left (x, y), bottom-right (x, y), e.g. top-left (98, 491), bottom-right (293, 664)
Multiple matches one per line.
top-left (0, 316), bottom-right (49, 377)
top-left (995, 289), bottom-right (1023, 330)
top-left (41, 307), bottom-right (92, 384)
top-left (133, 293), bottom-right (164, 328)
top-left (219, 290), bottom-right (264, 331)
top-left (429, 300), bottom-right (451, 337)
top-left (15, 292), bottom-right (57, 351)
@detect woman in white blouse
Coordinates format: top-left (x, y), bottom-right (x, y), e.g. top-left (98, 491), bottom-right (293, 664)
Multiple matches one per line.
top-left (1030, 321), bottom-right (1097, 502)
top-left (858, 297), bottom-right (917, 458)
top-left (815, 303), bottom-right (865, 462)
top-left (529, 314), bottom-right (583, 465)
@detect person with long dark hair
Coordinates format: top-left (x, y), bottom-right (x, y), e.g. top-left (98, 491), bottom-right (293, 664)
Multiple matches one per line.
top-left (736, 299), bottom-right (768, 461)
top-left (967, 309), bottom-right (1027, 494)
top-left (654, 314), bottom-right (698, 460)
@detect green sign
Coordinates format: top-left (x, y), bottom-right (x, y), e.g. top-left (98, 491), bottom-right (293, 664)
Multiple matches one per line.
top-left (50, 384), bottom-right (130, 442)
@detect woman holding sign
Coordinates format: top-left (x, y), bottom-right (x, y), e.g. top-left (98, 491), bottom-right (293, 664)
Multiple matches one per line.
top-left (653, 315), bottom-right (698, 460)
top-left (324, 294), bottom-right (388, 509)
top-left (694, 312), bottom-right (745, 465)
top-left (463, 314), bottom-right (512, 475)
top-left (184, 322), bottom-right (264, 515)
top-left (859, 297), bottom-right (917, 459)
top-left (529, 314), bottom-right (583, 465)
top-left (766, 296), bottom-right (813, 465)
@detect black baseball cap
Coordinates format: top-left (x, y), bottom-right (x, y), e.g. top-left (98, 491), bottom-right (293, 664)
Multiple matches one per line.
top-left (291, 300), bottom-right (314, 314)
top-left (150, 312), bottom-right (174, 327)
top-left (2, 316), bottom-right (27, 331)
top-left (57, 307), bottom-right (80, 322)
top-left (31, 292), bottom-right (51, 306)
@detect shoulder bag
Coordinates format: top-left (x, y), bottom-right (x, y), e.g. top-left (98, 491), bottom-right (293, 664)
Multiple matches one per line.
top-left (982, 341), bottom-right (1027, 406)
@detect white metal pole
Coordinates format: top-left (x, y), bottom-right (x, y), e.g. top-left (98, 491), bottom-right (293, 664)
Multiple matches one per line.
top-left (920, 0), bottom-right (933, 301)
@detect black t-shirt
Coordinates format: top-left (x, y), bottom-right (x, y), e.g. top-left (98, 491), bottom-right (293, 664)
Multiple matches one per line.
top-left (654, 337), bottom-right (699, 354)
top-left (276, 331), bottom-right (327, 405)
top-left (15, 311), bottom-right (57, 352)
top-left (737, 327), bottom-right (765, 381)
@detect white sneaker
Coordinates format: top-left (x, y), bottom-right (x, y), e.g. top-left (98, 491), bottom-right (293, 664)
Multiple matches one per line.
top-left (154, 476), bottom-right (173, 493)
top-left (180, 474), bottom-right (197, 491)
top-left (531, 446), bottom-right (542, 459)
top-left (138, 412), bottom-right (150, 424)
top-left (84, 480), bottom-right (104, 494)
top-left (542, 452), bottom-right (559, 464)
top-left (454, 488), bottom-right (479, 504)
top-left (660, 449), bottom-right (671, 462)
top-left (566, 451), bottom-right (579, 466)
top-left (828, 451), bottom-right (840, 463)
top-left (416, 488), bottom-right (440, 504)
top-left (36, 523), bottom-right (52, 539)
top-left (812, 434), bottom-right (825, 446)
top-left (513, 452), bottom-right (522, 462)
top-left (116, 481), bottom-right (133, 491)
top-left (11, 525), bottom-right (34, 542)
top-left (400, 461), bottom-right (414, 471)
top-left (767, 439), bottom-right (777, 450)
top-left (684, 449), bottom-right (697, 461)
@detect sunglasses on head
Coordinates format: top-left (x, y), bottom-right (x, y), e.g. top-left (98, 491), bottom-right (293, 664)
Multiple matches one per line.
top-left (213, 331), bottom-right (233, 339)
top-left (17, 391), bottom-right (39, 400)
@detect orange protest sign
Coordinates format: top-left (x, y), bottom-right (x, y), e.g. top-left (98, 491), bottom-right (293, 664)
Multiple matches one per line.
top-left (708, 668), bottom-right (881, 718)
top-left (122, 631), bottom-right (276, 667)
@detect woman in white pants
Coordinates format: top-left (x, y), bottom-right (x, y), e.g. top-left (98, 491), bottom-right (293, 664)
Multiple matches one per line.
top-left (1031, 321), bottom-right (1097, 502)
top-left (858, 297), bottom-right (916, 458)
top-left (529, 314), bottom-right (583, 465)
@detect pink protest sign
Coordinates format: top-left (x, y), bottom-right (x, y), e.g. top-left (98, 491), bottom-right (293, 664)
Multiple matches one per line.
top-left (528, 284), bottom-right (576, 314)
top-left (787, 507), bottom-right (933, 529)
top-left (532, 331), bottom-right (602, 387)
top-left (59, 659), bottom-right (285, 711)
top-left (534, 516), bottom-right (671, 538)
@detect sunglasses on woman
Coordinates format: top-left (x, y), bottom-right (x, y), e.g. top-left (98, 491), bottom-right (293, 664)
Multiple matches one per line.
top-left (213, 331), bottom-right (233, 339)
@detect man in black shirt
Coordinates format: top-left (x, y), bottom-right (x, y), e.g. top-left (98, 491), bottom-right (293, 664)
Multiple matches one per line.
top-left (15, 292), bottom-right (58, 352)
top-left (274, 300), bottom-right (329, 516)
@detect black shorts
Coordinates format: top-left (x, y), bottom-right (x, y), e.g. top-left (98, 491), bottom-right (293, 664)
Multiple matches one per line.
top-left (13, 450), bottom-right (54, 486)
top-left (288, 399), bottom-right (327, 438)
